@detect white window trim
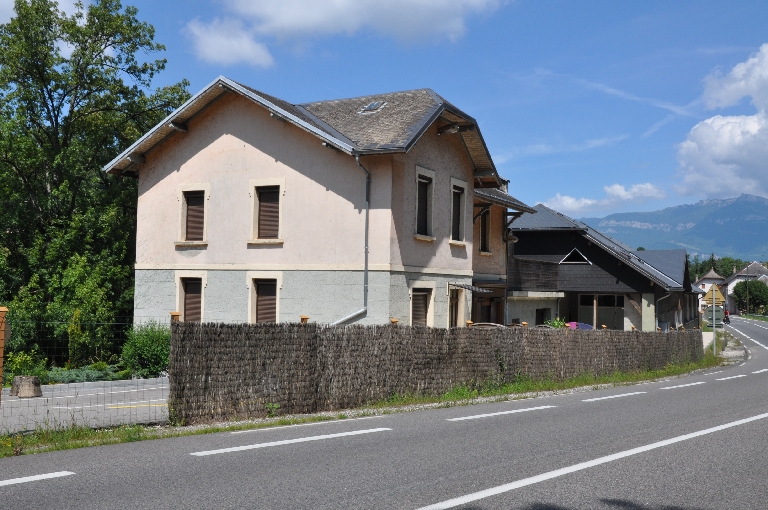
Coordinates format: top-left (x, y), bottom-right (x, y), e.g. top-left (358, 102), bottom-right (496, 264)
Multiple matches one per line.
top-left (246, 271), bottom-right (283, 323)
top-left (175, 270), bottom-right (207, 322)
top-left (249, 178), bottom-right (286, 244)
top-left (408, 279), bottom-right (436, 327)
top-left (450, 177), bottom-right (468, 243)
top-left (446, 284), bottom-right (467, 327)
top-left (176, 183), bottom-right (211, 245)
top-left (415, 166), bottom-right (435, 238)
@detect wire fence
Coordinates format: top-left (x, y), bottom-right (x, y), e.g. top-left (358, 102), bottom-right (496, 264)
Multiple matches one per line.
top-left (1, 316), bottom-right (170, 435)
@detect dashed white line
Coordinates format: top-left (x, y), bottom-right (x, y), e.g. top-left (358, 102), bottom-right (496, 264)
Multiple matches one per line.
top-left (582, 392), bottom-right (646, 402)
top-left (728, 326), bottom-right (768, 350)
top-left (190, 427), bottom-right (391, 456)
top-left (447, 406), bottom-right (556, 422)
top-left (414, 412), bottom-right (768, 510)
top-left (706, 371), bottom-right (723, 375)
top-left (0, 471), bottom-right (75, 487)
top-left (660, 382), bottom-right (706, 390)
top-left (716, 375), bottom-right (748, 381)
top-left (752, 369), bottom-right (768, 374)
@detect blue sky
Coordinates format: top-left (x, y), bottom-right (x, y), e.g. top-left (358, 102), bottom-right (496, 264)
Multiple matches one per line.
top-left (3, 0), bottom-right (768, 218)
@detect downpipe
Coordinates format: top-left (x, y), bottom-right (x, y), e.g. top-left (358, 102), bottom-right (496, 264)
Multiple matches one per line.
top-left (332, 155), bottom-right (370, 325)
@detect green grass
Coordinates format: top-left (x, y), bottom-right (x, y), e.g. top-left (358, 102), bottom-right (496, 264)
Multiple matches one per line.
top-left (743, 314), bottom-right (768, 322)
top-left (0, 352), bottom-right (723, 458)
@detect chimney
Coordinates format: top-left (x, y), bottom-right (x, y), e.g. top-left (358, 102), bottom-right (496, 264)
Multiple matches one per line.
top-left (733, 265), bottom-right (737, 275)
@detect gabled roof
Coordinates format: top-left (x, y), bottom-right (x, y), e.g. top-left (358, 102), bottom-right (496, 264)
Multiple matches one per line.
top-left (511, 204), bottom-right (688, 291)
top-left (103, 76), bottom-right (504, 187)
top-left (695, 268), bottom-right (725, 284)
top-left (724, 261), bottom-right (768, 284)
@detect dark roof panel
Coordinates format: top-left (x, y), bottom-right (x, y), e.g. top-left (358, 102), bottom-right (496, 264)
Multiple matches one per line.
top-left (474, 188), bottom-right (535, 213)
top-left (510, 204), bottom-right (581, 230)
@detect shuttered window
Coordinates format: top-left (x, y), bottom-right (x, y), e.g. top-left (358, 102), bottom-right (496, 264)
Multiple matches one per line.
top-left (451, 185), bottom-right (464, 241)
top-left (257, 186), bottom-right (280, 239)
top-left (449, 289), bottom-right (460, 328)
top-left (184, 191), bottom-right (205, 241)
top-left (416, 175), bottom-right (431, 236)
top-left (255, 279), bottom-right (277, 323)
top-left (183, 278), bottom-right (202, 322)
top-left (480, 209), bottom-right (490, 252)
top-left (412, 289), bottom-right (430, 326)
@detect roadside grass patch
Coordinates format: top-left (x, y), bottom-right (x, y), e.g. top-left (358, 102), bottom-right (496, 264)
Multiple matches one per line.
top-left (0, 352), bottom-right (722, 458)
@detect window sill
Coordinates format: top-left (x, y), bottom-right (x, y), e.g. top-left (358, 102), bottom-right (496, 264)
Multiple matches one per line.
top-left (175, 241), bottom-right (208, 248)
top-left (479, 251), bottom-right (493, 256)
top-left (449, 240), bottom-right (466, 247)
top-left (247, 238), bottom-right (284, 245)
top-left (414, 234), bottom-right (436, 242)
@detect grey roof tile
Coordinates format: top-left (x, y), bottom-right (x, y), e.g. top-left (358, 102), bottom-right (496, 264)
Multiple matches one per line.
top-left (474, 188), bottom-right (536, 213)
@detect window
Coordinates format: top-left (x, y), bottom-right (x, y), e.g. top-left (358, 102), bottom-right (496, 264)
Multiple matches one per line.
top-left (415, 167), bottom-right (435, 239)
top-left (449, 289), bottom-right (460, 327)
top-left (182, 278), bottom-right (202, 322)
top-left (412, 289), bottom-right (431, 326)
top-left (184, 191), bottom-right (205, 241)
top-left (256, 186), bottom-right (280, 239)
top-left (480, 209), bottom-right (490, 253)
top-left (249, 179), bottom-right (285, 244)
top-left (535, 308), bottom-right (551, 325)
top-left (451, 182), bottom-right (465, 242)
top-left (254, 279), bottom-right (277, 323)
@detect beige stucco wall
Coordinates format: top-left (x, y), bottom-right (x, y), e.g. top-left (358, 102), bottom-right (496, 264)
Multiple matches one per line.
top-left (136, 93), bottom-right (393, 270)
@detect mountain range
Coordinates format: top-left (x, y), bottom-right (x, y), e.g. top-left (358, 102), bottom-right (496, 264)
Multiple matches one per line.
top-left (581, 194), bottom-right (768, 261)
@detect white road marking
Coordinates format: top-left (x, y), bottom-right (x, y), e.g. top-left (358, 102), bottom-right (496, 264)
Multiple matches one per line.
top-left (190, 427), bottom-right (392, 456)
top-left (415, 412), bottom-right (768, 510)
top-left (0, 471), bottom-right (75, 487)
top-left (447, 406), bottom-right (556, 422)
top-left (660, 382), bottom-right (706, 390)
top-left (728, 326), bottom-right (768, 350)
top-left (716, 375), bottom-right (747, 381)
top-left (706, 371), bottom-right (723, 375)
top-left (231, 415), bottom-right (386, 434)
top-left (752, 369), bottom-right (768, 374)
top-left (582, 392), bottom-right (645, 402)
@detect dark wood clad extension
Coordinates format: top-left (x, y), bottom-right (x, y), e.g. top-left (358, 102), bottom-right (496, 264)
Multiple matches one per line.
top-left (412, 290), bottom-right (430, 326)
top-left (258, 186), bottom-right (280, 239)
top-left (184, 191), bottom-right (205, 241)
top-left (255, 279), bottom-right (277, 323)
top-left (183, 278), bottom-right (202, 322)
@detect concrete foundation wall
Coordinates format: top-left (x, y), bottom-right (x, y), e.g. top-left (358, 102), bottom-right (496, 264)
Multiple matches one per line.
top-left (135, 269), bottom-right (470, 326)
top-left (507, 298), bottom-right (559, 326)
top-left (642, 293), bottom-right (656, 332)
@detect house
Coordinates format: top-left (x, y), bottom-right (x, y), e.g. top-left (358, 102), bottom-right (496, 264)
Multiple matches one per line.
top-left (693, 268), bottom-right (725, 313)
top-left (103, 77), bottom-right (534, 326)
top-left (506, 204), bottom-right (702, 331)
top-left (723, 261), bottom-right (768, 314)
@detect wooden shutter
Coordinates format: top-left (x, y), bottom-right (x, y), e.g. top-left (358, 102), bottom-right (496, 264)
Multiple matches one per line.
top-left (480, 210), bottom-right (489, 252)
top-left (185, 191), bottom-right (205, 241)
top-left (452, 186), bottom-right (463, 241)
top-left (255, 279), bottom-right (277, 323)
top-left (183, 278), bottom-right (202, 322)
top-left (449, 289), bottom-right (459, 328)
top-left (417, 176), bottom-right (431, 236)
top-left (412, 290), bottom-right (430, 326)
top-left (258, 186), bottom-right (280, 239)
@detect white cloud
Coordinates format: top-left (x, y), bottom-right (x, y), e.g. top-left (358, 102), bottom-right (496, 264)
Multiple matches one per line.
top-left (677, 44), bottom-right (768, 198)
top-left (186, 0), bottom-right (503, 66)
top-left (496, 135), bottom-right (627, 162)
top-left (185, 18), bottom-right (274, 67)
top-left (543, 183), bottom-right (666, 216)
top-left (703, 43), bottom-right (768, 110)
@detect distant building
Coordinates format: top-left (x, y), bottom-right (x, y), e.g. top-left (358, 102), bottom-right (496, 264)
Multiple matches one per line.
top-left (723, 262), bottom-right (768, 314)
top-left (693, 268), bottom-right (725, 313)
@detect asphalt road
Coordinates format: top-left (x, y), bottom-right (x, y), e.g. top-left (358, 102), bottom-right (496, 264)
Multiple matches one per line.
top-left (0, 317), bottom-right (766, 509)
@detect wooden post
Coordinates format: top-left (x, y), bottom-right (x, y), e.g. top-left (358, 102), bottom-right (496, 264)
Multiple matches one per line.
top-left (522, 322), bottom-right (529, 327)
top-left (466, 320), bottom-right (473, 328)
top-left (390, 318), bottom-right (399, 325)
top-left (300, 315), bottom-right (309, 324)
top-left (0, 307), bottom-right (6, 405)
top-left (170, 311), bottom-right (180, 322)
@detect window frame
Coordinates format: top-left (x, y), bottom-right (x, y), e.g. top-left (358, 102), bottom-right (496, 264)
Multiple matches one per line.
top-left (246, 271), bottom-right (283, 323)
top-left (414, 166), bottom-right (436, 241)
top-left (479, 207), bottom-right (491, 254)
top-left (176, 183), bottom-right (210, 247)
top-left (175, 270), bottom-right (207, 322)
top-left (408, 280), bottom-right (436, 326)
top-left (450, 177), bottom-right (467, 245)
top-left (249, 178), bottom-right (285, 245)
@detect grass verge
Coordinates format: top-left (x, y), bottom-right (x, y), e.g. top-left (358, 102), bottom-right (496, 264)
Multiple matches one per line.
top-left (743, 314), bottom-right (768, 322)
top-left (0, 352), bottom-right (723, 458)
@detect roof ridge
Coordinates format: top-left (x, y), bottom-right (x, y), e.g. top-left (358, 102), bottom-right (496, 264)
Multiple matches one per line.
top-left (299, 88), bottom-right (438, 107)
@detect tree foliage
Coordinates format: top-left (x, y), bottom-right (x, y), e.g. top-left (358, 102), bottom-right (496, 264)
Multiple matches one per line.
top-left (688, 253), bottom-right (748, 282)
top-left (732, 280), bottom-right (768, 315)
top-left (0, 0), bottom-right (189, 358)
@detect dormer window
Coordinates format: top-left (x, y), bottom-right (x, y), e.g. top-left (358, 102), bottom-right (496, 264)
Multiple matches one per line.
top-left (360, 101), bottom-right (385, 114)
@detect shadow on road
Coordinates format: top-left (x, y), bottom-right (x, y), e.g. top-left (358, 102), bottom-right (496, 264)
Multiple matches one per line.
top-left (462, 500), bottom-right (706, 510)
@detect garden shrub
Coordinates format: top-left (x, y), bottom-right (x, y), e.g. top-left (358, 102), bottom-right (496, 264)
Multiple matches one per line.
top-left (3, 351), bottom-right (49, 386)
top-left (121, 321), bottom-right (171, 378)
